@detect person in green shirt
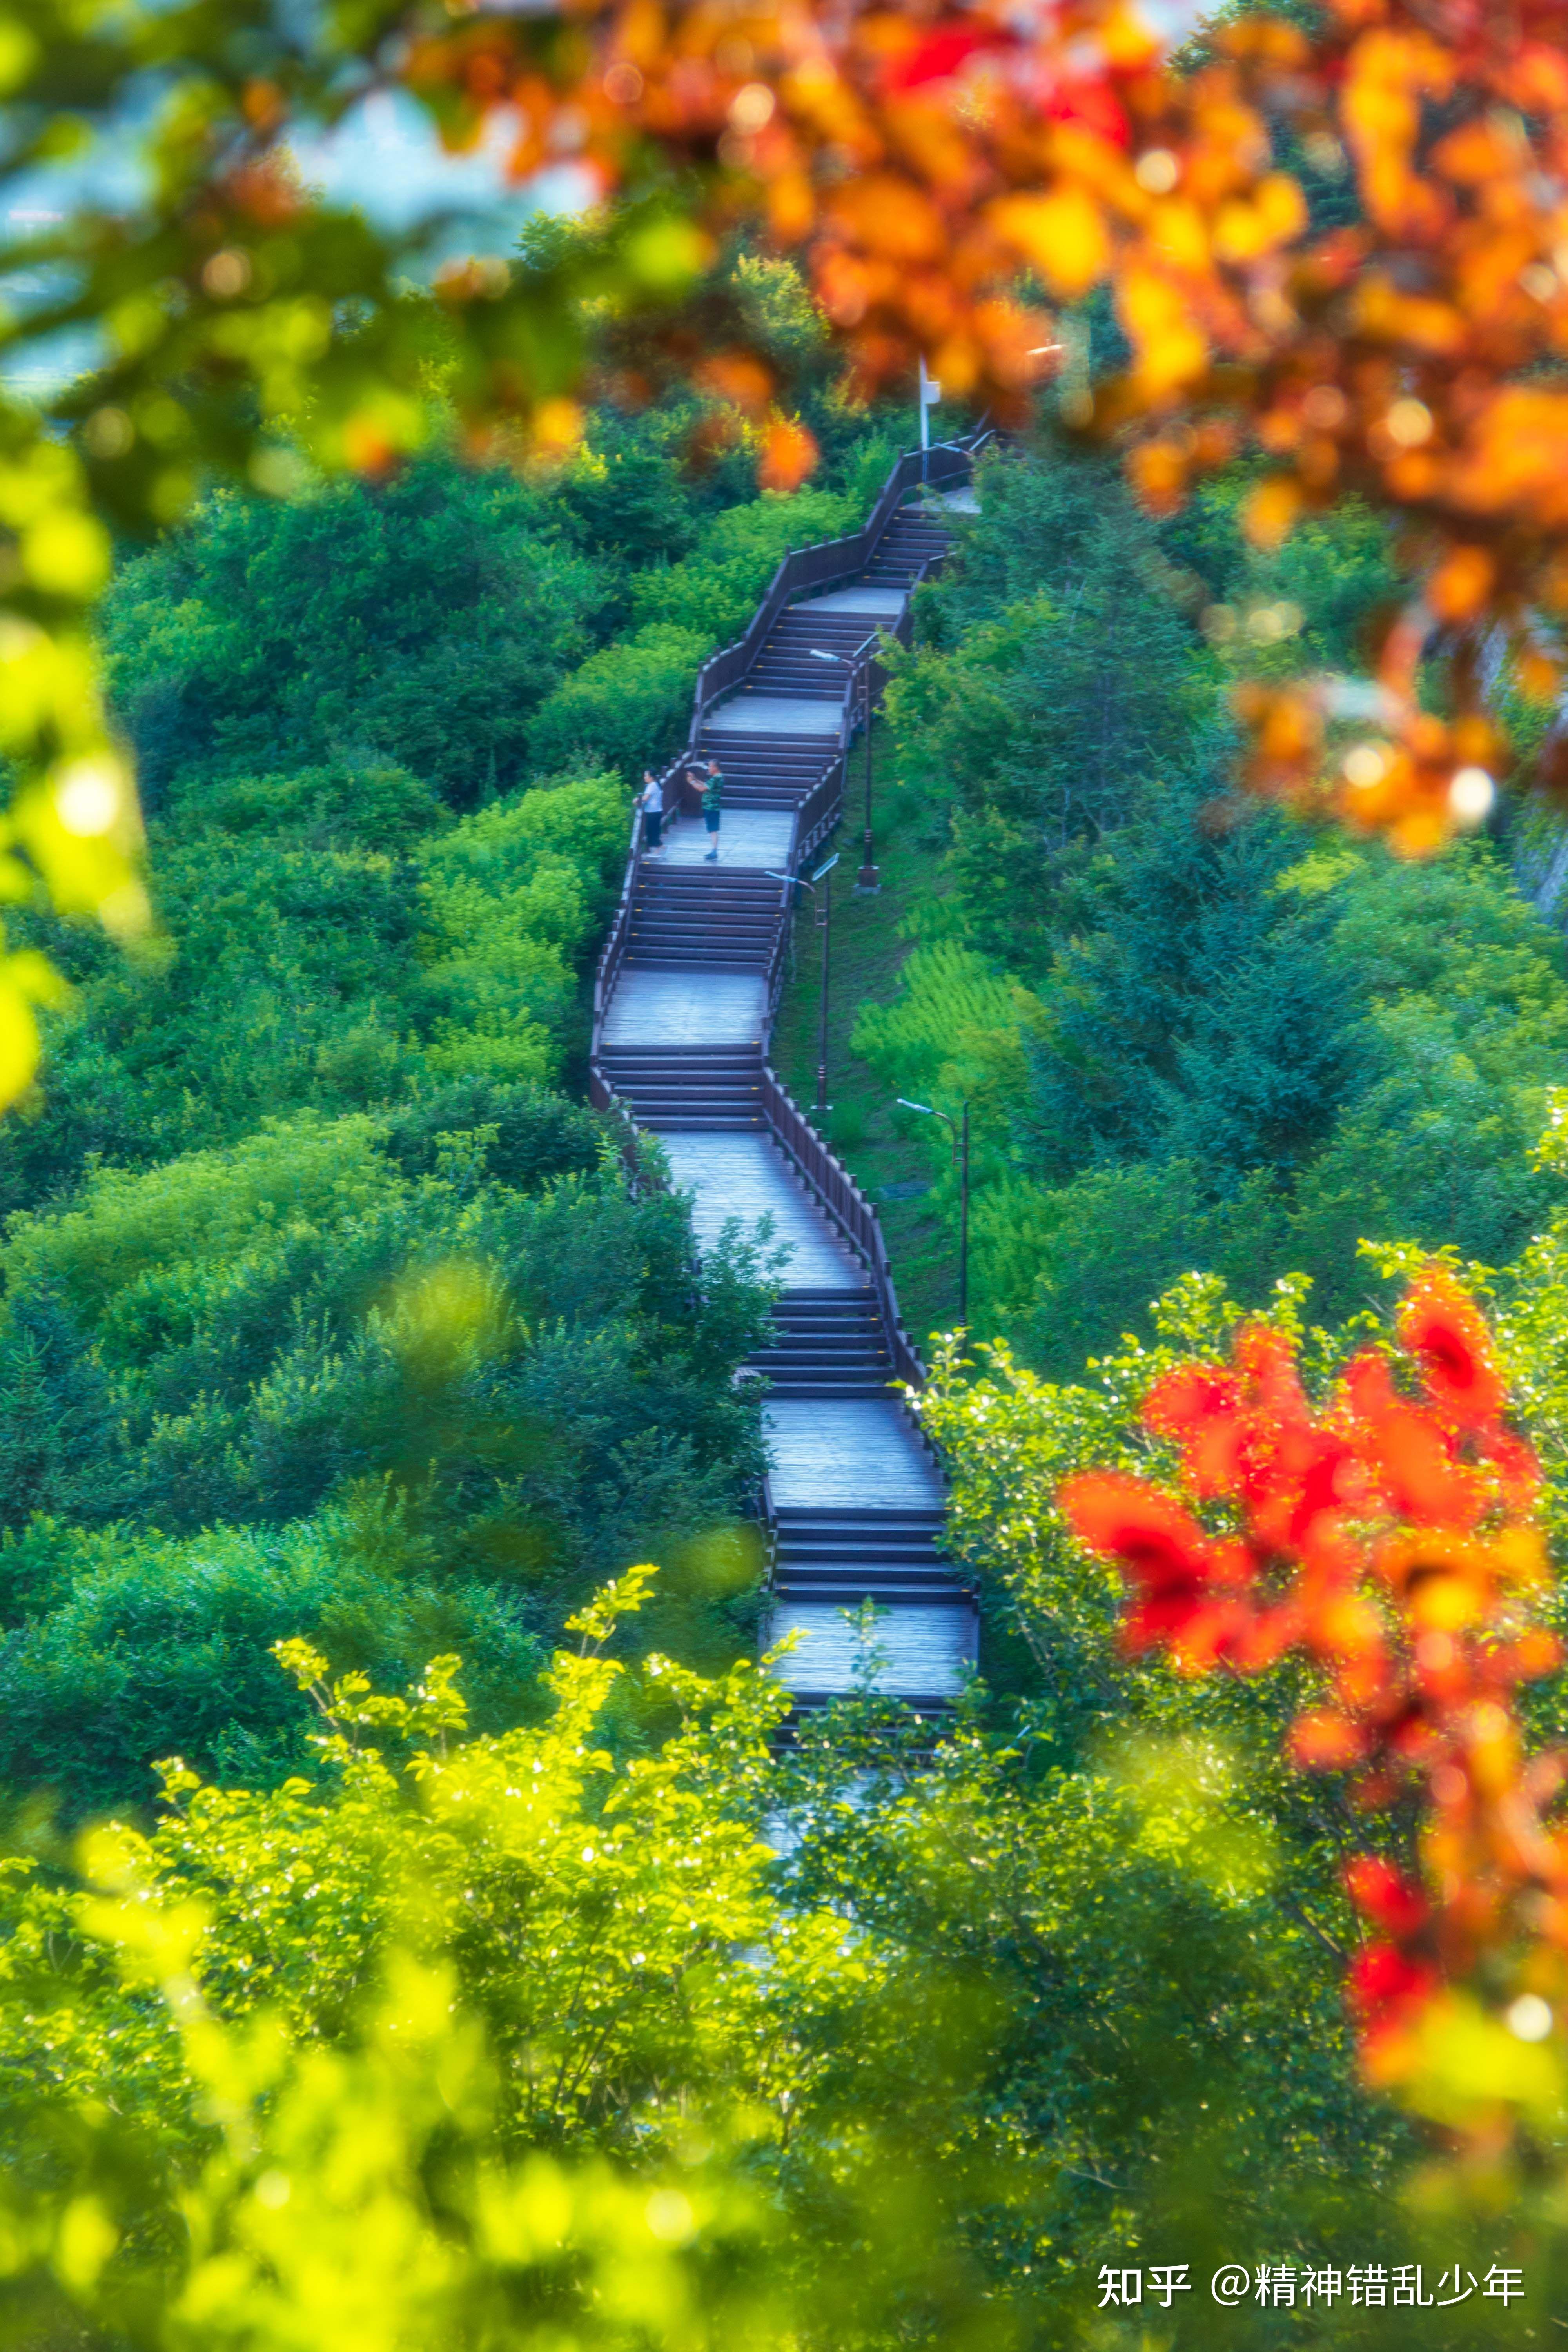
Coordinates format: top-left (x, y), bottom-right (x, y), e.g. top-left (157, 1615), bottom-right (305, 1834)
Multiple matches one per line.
top-left (698, 759), bottom-right (724, 861)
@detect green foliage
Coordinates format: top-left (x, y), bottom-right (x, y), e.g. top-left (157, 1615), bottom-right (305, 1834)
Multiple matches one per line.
top-left (887, 454), bottom-right (1206, 971)
top-left (1162, 479), bottom-right (1401, 671)
top-left (0, 1104), bottom-right (772, 1795)
top-left (0, 1616), bottom-right (815, 2347)
top-left (417, 771), bottom-right (626, 1082)
top-left (1, 1571), bottom-right (1516, 2351)
top-left (0, 1509), bottom-right (546, 1822)
top-left (777, 1713), bottom-right (1420, 2327)
top-left (528, 622), bottom-right (712, 781)
top-left (170, 760), bottom-right (449, 851)
top-left (969, 1161), bottom-right (1276, 1380)
top-left (0, 621), bottom-right (769, 1822)
top-left (103, 456), bottom-right (612, 813)
top-left (0, 766), bottom-right (624, 1212)
top-left (861, 443), bottom-right (1568, 1370)
top-left (1022, 776), bottom-right (1356, 1191)
top-left (629, 487), bottom-right (857, 645)
top-left (853, 941), bottom-right (1026, 1123)
top-left (530, 480), bottom-right (864, 779)
top-left (0, 1603), bottom-right (1058, 2352)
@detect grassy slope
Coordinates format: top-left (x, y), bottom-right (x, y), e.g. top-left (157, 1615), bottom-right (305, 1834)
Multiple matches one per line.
top-left (768, 714), bottom-right (963, 1356)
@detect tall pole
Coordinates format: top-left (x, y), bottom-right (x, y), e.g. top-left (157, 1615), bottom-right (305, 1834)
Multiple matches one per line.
top-left (958, 1100), bottom-right (970, 1326)
top-left (857, 663), bottom-right (878, 891)
top-left (918, 355), bottom-right (931, 482)
top-left (893, 1093), bottom-right (970, 1326)
top-left (816, 863), bottom-right (831, 1118)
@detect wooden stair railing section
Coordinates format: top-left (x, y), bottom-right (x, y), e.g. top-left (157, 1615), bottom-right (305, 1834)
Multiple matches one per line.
top-left (590, 438), bottom-right (983, 1717)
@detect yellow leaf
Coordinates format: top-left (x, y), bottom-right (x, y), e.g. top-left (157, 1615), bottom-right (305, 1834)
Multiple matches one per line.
top-left (1117, 265), bottom-right (1208, 397)
top-left (21, 510), bottom-right (111, 597)
top-left (624, 217), bottom-right (712, 292)
top-left (991, 187), bottom-right (1111, 298)
top-left (0, 968), bottom-right (41, 1109)
top-left (54, 2200), bottom-right (118, 2294)
top-left (0, 21), bottom-right (39, 94)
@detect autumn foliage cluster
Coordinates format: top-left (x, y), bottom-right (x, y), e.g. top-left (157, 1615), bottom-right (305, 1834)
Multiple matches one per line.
top-left (401, 0), bottom-right (1568, 848)
top-left (1061, 1272), bottom-right (1565, 2109)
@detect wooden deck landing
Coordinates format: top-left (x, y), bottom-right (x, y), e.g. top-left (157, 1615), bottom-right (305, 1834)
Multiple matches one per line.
top-left (602, 967), bottom-right (766, 1047)
top-left (763, 1397), bottom-right (945, 1510)
top-left (657, 1132), bottom-right (862, 1289)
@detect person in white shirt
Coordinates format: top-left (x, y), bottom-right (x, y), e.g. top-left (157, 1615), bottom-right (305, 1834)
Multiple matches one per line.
top-left (639, 770), bottom-right (665, 855)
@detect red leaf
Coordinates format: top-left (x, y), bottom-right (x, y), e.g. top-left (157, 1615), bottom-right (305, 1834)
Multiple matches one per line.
top-left (1345, 1854), bottom-right (1429, 1937)
top-left (1398, 1270), bottom-right (1504, 1428)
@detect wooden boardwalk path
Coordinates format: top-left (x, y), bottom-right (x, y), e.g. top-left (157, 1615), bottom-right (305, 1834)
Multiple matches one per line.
top-left (591, 442), bottom-right (984, 1716)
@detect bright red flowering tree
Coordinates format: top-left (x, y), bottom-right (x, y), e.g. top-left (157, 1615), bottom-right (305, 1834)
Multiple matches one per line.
top-left (1059, 1269), bottom-right (1568, 2125)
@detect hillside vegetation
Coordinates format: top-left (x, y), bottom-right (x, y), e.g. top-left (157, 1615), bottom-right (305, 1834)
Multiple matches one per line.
top-left (0, 355), bottom-right (908, 1822)
top-left (1, 359), bottom-right (1563, 2339)
top-left (807, 437), bottom-right (1568, 1372)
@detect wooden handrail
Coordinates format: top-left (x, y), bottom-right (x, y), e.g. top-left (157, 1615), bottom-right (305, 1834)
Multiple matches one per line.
top-left (757, 1065), bottom-right (926, 1392)
top-left (590, 798), bottom-right (646, 1062)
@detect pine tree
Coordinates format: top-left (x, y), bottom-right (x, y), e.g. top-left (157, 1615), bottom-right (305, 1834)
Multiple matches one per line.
top-left (1022, 771), bottom-right (1357, 1197)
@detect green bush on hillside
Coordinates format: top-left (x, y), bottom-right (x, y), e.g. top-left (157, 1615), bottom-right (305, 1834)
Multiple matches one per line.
top-left (417, 771), bottom-right (626, 1081)
top-left (629, 487), bottom-right (857, 646)
top-left (0, 1510), bottom-right (547, 1821)
top-left (0, 1102), bottom-right (772, 1809)
top-left (103, 456), bottom-right (612, 811)
top-left (858, 441), bottom-right (1568, 1370)
top-left (169, 760), bottom-right (449, 851)
top-left (0, 767), bottom-right (624, 1213)
top-left (528, 622), bottom-right (711, 779)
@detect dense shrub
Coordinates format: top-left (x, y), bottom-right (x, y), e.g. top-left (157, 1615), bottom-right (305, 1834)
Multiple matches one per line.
top-left (103, 456), bottom-right (612, 811)
top-left (630, 486), bottom-right (857, 644)
top-left (0, 1510), bottom-right (547, 1820)
top-left (855, 442), bottom-right (1568, 1369)
top-left (0, 768), bottom-right (624, 1214)
top-left (528, 622), bottom-right (711, 779)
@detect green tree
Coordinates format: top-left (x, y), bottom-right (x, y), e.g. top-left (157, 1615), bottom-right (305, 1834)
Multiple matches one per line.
top-left (103, 455), bottom-right (612, 813)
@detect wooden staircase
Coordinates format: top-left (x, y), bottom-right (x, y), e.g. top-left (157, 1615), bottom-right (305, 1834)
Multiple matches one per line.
top-left (744, 604), bottom-right (877, 699)
top-left (750, 1286), bottom-right (897, 1396)
top-left (590, 446), bottom-right (989, 1713)
top-left (692, 732), bottom-right (835, 808)
top-left (863, 508), bottom-right (954, 584)
top-left (772, 1505), bottom-right (955, 1608)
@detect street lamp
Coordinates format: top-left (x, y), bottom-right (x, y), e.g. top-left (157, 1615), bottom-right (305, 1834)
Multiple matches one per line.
top-left (769, 853), bottom-right (839, 1119)
top-left (896, 1095), bottom-right (969, 1325)
top-left (809, 633), bottom-right (880, 892)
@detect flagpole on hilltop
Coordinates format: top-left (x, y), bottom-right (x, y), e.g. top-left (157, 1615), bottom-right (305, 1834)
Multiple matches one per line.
top-left (918, 355), bottom-right (937, 482)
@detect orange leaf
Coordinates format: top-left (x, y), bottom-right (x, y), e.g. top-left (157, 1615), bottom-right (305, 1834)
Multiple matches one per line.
top-left (767, 169), bottom-right (814, 244)
top-left (1289, 1711), bottom-right (1368, 1770)
top-left (758, 416), bottom-right (818, 493)
top-left (697, 351), bottom-right (775, 416)
top-left (1242, 475), bottom-right (1302, 550)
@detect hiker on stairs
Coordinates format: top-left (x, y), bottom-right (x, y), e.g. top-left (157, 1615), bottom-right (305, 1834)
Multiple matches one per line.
top-left (697, 757), bottom-right (724, 861)
top-left (639, 769), bottom-right (665, 856)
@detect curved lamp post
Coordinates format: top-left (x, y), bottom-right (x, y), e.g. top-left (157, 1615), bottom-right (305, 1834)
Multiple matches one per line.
top-left (897, 1095), bottom-right (970, 1326)
top-left (769, 852), bottom-right (839, 1119)
top-left (809, 635), bottom-right (881, 892)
